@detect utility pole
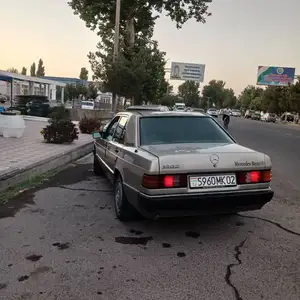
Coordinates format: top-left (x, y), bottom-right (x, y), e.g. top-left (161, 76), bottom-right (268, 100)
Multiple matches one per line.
top-left (112, 0), bottom-right (121, 113)
top-left (113, 0), bottom-right (121, 61)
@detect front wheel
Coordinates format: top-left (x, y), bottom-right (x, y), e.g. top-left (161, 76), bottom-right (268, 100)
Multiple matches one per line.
top-left (114, 175), bottom-right (139, 221)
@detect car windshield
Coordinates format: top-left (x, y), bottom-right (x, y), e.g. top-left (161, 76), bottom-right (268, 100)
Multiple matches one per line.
top-left (139, 116), bottom-right (233, 145)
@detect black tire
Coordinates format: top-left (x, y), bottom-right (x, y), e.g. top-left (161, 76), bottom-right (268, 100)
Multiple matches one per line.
top-left (93, 154), bottom-right (104, 176)
top-left (114, 175), bottom-right (139, 221)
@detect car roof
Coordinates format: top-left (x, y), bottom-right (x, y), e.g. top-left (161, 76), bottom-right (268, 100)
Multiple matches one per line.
top-left (119, 110), bottom-right (208, 117)
top-left (126, 105), bottom-right (167, 111)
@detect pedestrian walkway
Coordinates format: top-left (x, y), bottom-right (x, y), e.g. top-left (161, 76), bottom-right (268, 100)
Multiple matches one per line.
top-left (0, 119), bottom-right (93, 191)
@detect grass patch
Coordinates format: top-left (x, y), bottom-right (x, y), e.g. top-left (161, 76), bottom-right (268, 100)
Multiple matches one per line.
top-left (0, 167), bottom-right (63, 205)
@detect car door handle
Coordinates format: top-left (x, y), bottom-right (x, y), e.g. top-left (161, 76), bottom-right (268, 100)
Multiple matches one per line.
top-left (114, 148), bottom-right (119, 153)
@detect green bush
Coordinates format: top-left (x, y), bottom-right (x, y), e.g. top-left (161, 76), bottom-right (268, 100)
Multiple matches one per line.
top-left (79, 115), bottom-right (101, 134)
top-left (41, 105), bottom-right (78, 144)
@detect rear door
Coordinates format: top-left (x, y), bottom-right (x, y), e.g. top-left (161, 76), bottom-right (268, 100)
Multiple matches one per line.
top-left (95, 116), bottom-right (120, 172)
top-left (105, 116), bottom-right (129, 172)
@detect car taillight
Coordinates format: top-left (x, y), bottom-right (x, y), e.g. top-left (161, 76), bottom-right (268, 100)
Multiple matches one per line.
top-left (237, 170), bottom-right (272, 184)
top-left (142, 174), bottom-right (187, 189)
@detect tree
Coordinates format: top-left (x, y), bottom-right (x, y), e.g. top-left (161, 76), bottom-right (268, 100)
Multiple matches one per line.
top-left (238, 86), bottom-right (264, 110)
top-left (178, 81), bottom-right (200, 107)
top-left (6, 68), bottom-right (18, 74)
top-left (79, 67), bottom-right (89, 80)
top-left (69, 0), bottom-right (212, 109)
top-left (69, 0), bottom-right (212, 47)
top-left (64, 84), bottom-right (78, 102)
top-left (89, 39), bottom-right (167, 105)
top-left (160, 94), bottom-right (180, 107)
top-left (36, 59), bottom-right (45, 76)
top-left (223, 88), bottom-right (237, 108)
top-left (21, 67), bottom-right (27, 75)
top-left (87, 82), bottom-right (98, 99)
top-left (202, 80), bottom-right (226, 108)
top-left (30, 63), bottom-right (36, 76)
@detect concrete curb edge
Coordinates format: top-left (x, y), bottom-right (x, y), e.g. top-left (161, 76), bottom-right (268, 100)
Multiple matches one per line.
top-left (0, 141), bottom-right (93, 192)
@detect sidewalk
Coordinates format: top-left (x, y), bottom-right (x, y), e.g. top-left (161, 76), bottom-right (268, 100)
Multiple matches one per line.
top-left (0, 119), bottom-right (93, 191)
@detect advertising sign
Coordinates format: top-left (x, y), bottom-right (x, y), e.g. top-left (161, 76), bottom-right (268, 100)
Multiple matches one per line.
top-left (257, 66), bottom-right (295, 86)
top-left (170, 62), bottom-right (205, 82)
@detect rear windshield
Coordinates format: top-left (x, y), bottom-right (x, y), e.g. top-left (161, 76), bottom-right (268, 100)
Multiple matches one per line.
top-left (139, 116), bottom-right (233, 145)
top-left (269, 113), bottom-right (276, 117)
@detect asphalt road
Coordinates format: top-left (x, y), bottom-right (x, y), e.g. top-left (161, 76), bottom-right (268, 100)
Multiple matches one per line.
top-left (0, 118), bottom-right (300, 300)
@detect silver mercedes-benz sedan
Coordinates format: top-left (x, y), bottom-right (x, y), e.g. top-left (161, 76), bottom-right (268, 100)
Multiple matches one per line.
top-left (92, 111), bottom-right (274, 221)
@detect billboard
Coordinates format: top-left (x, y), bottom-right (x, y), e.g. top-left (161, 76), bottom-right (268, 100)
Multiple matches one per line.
top-left (257, 66), bottom-right (295, 86)
top-left (170, 62), bottom-right (205, 82)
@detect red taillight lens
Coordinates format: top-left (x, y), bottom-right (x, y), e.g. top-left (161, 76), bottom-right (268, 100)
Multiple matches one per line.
top-left (237, 170), bottom-right (271, 184)
top-left (142, 174), bottom-right (161, 189)
top-left (164, 175), bottom-right (174, 187)
top-left (142, 174), bottom-right (187, 189)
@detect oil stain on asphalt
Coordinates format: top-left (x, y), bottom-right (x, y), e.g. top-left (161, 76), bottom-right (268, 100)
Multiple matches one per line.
top-left (52, 242), bottom-right (70, 250)
top-left (185, 231), bottom-right (200, 238)
top-left (26, 254), bottom-right (42, 262)
top-left (115, 236), bottom-right (153, 245)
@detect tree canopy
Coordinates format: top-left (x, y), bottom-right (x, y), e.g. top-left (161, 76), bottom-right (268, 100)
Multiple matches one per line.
top-left (21, 67), bottom-right (27, 75)
top-left (36, 59), bottom-right (45, 76)
top-left (6, 68), bottom-right (18, 74)
top-left (177, 81), bottom-right (200, 107)
top-left (79, 67), bottom-right (89, 80)
top-left (69, 0), bottom-right (212, 108)
top-left (30, 63), bottom-right (36, 76)
top-left (201, 80), bottom-right (237, 108)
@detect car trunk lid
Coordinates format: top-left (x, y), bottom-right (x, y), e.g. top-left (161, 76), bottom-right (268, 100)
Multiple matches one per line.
top-left (140, 143), bottom-right (266, 173)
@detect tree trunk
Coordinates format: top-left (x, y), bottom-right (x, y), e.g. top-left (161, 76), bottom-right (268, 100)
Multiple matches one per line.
top-left (125, 17), bottom-right (135, 48)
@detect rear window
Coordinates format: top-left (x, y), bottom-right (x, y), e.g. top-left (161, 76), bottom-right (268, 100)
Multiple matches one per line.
top-left (269, 113), bottom-right (276, 117)
top-left (139, 116), bottom-right (233, 145)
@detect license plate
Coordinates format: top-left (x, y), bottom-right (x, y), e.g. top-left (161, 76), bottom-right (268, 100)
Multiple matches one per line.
top-left (189, 174), bottom-right (237, 188)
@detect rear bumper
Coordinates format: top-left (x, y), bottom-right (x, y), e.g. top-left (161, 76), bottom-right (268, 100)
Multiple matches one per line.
top-left (135, 189), bottom-right (274, 219)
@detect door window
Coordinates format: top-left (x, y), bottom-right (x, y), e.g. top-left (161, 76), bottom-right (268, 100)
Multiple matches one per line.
top-left (113, 116), bottom-right (128, 144)
top-left (102, 116), bottom-right (120, 141)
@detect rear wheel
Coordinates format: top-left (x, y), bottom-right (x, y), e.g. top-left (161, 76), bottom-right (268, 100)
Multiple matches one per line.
top-left (93, 153), bottom-right (104, 176)
top-left (114, 175), bottom-right (139, 221)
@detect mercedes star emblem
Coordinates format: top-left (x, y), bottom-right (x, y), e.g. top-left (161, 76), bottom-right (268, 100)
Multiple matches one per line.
top-left (210, 154), bottom-right (219, 167)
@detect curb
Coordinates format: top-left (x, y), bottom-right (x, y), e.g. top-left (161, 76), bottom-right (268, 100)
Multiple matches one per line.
top-left (0, 141), bottom-right (93, 192)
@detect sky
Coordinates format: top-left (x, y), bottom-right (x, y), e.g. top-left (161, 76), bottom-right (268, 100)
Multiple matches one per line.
top-left (1, 0), bottom-right (300, 94)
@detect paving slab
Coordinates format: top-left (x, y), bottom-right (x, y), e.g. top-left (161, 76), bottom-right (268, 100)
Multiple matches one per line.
top-left (0, 120), bottom-right (93, 191)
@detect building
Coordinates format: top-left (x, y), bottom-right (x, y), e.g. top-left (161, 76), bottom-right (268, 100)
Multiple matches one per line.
top-left (0, 70), bottom-right (66, 102)
top-left (43, 76), bottom-right (88, 86)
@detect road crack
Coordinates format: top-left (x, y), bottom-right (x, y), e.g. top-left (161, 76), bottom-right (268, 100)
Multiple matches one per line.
top-left (237, 214), bottom-right (300, 236)
top-left (57, 186), bottom-right (112, 193)
top-left (225, 238), bottom-right (247, 300)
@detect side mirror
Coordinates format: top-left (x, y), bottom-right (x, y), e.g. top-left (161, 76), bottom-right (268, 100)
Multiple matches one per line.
top-left (92, 131), bottom-right (102, 139)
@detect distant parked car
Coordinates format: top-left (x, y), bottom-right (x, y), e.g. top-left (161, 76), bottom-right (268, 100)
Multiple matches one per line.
top-left (191, 108), bottom-right (205, 113)
top-left (251, 111), bottom-right (261, 121)
top-left (281, 113), bottom-right (294, 122)
top-left (261, 113), bottom-right (276, 123)
top-left (245, 110), bottom-right (255, 119)
top-left (231, 109), bottom-right (241, 117)
top-left (206, 108), bottom-right (218, 118)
